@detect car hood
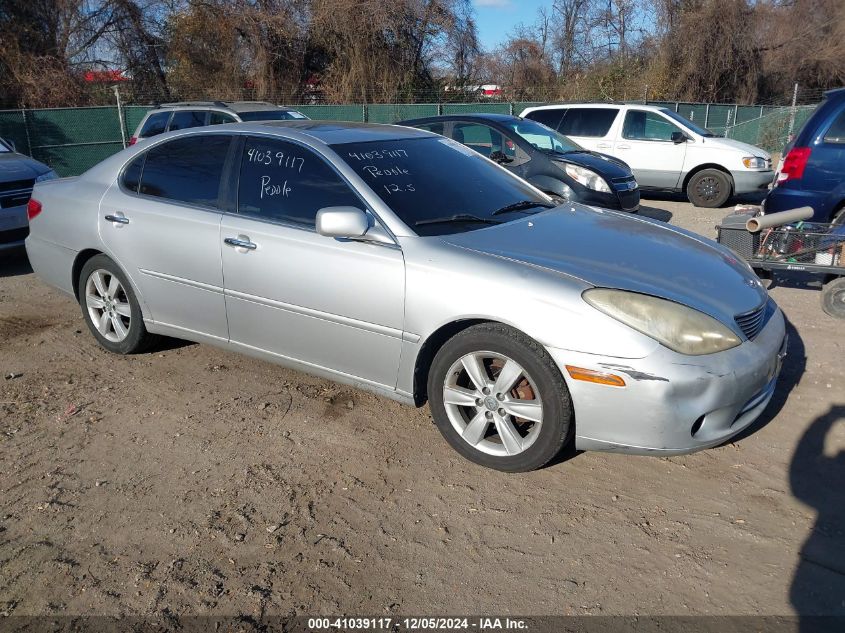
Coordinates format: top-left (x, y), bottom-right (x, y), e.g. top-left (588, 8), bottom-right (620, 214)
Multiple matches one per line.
top-left (550, 150), bottom-right (632, 179)
top-left (700, 136), bottom-right (770, 159)
top-left (439, 205), bottom-right (768, 329)
top-left (0, 152), bottom-right (50, 180)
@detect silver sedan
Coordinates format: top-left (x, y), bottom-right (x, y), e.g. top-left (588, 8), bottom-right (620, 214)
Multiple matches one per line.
top-left (25, 122), bottom-right (787, 471)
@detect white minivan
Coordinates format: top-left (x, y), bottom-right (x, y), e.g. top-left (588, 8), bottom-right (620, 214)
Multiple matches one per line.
top-left (520, 103), bottom-right (774, 207)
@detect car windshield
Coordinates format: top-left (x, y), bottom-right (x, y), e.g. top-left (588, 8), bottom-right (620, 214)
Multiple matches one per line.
top-left (333, 137), bottom-right (552, 236)
top-left (503, 119), bottom-right (583, 153)
top-left (660, 108), bottom-right (718, 137)
top-left (238, 110), bottom-right (308, 121)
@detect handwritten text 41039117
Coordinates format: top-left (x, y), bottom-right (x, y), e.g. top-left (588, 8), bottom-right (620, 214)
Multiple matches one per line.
top-left (246, 147), bottom-right (305, 173)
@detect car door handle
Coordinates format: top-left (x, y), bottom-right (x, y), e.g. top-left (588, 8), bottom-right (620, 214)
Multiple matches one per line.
top-left (104, 214), bottom-right (130, 224)
top-left (616, 144), bottom-right (631, 150)
top-left (224, 237), bottom-right (257, 250)
top-left (597, 143), bottom-right (612, 149)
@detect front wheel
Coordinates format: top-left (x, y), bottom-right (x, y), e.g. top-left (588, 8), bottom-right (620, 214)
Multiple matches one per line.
top-left (427, 323), bottom-right (573, 472)
top-left (687, 168), bottom-right (732, 208)
top-left (78, 254), bottom-right (157, 354)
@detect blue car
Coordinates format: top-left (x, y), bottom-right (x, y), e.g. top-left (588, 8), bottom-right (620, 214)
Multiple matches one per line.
top-left (765, 88), bottom-right (845, 223)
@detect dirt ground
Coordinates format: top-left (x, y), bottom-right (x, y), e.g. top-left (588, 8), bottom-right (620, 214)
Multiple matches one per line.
top-left (1, 196), bottom-right (844, 621)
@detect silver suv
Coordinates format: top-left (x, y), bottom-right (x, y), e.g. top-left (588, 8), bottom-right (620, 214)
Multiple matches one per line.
top-left (130, 101), bottom-right (309, 145)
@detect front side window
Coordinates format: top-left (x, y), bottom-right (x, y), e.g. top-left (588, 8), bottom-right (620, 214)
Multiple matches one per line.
top-left (237, 137), bottom-right (359, 227)
top-left (558, 108), bottom-right (619, 137)
top-left (334, 137), bottom-right (551, 236)
top-left (622, 110), bottom-right (683, 142)
top-left (139, 112), bottom-right (170, 138)
top-left (169, 110), bottom-right (207, 131)
top-left (824, 108), bottom-right (845, 144)
top-left (452, 122), bottom-right (515, 160)
top-left (139, 134), bottom-right (232, 207)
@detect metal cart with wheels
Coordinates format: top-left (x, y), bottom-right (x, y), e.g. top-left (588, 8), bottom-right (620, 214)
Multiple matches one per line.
top-left (717, 209), bottom-right (845, 319)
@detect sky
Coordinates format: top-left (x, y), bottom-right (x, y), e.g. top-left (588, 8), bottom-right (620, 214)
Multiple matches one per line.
top-left (473, 0), bottom-right (550, 52)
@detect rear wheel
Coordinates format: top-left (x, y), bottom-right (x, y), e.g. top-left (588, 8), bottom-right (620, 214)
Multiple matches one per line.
top-left (687, 168), bottom-right (732, 208)
top-left (821, 277), bottom-right (845, 319)
top-left (78, 255), bottom-right (156, 354)
top-left (427, 323), bottom-right (573, 472)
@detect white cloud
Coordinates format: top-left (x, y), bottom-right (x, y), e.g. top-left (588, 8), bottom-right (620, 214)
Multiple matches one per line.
top-left (475, 0), bottom-right (512, 8)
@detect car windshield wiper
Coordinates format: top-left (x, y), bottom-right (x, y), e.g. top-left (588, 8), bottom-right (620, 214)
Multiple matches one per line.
top-left (415, 214), bottom-right (503, 227)
top-left (491, 200), bottom-right (557, 216)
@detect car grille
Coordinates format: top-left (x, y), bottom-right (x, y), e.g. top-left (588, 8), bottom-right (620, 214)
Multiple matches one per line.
top-left (611, 176), bottom-right (638, 191)
top-left (0, 178), bottom-right (34, 209)
top-left (735, 301), bottom-right (769, 340)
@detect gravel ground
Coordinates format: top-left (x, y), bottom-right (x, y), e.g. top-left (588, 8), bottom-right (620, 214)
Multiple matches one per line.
top-left (0, 195), bottom-right (843, 620)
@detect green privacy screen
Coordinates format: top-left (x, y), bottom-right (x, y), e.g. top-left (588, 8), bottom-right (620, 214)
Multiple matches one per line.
top-left (0, 101), bottom-right (811, 176)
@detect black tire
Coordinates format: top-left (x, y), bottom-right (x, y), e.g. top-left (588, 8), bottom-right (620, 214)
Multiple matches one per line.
top-left (821, 277), bottom-right (845, 319)
top-left (427, 323), bottom-right (574, 472)
top-left (78, 254), bottom-right (157, 354)
top-left (686, 168), bottom-right (732, 208)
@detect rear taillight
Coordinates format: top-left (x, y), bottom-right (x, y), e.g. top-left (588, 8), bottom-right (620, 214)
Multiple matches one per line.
top-left (777, 146), bottom-right (811, 184)
top-left (27, 198), bottom-right (42, 220)
top-left (129, 136), bottom-right (137, 145)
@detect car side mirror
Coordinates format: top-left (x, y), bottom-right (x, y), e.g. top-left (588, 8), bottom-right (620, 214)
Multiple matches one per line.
top-left (490, 150), bottom-right (513, 164)
top-left (316, 206), bottom-right (394, 245)
top-left (671, 131), bottom-right (688, 144)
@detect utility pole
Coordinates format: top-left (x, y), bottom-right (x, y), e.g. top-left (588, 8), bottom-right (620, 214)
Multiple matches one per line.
top-left (787, 82), bottom-right (799, 141)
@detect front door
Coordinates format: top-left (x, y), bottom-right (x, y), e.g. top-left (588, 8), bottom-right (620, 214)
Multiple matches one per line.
top-left (221, 135), bottom-right (405, 389)
top-left (614, 109), bottom-right (687, 189)
top-left (98, 133), bottom-right (233, 341)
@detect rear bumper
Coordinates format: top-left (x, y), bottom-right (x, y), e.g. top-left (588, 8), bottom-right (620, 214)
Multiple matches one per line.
top-left (764, 188), bottom-right (833, 222)
top-left (732, 169), bottom-right (775, 194)
top-left (547, 306), bottom-right (787, 455)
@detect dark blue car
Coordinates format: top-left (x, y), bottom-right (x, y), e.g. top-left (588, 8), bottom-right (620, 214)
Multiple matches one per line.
top-left (765, 88), bottom-right (845, 223)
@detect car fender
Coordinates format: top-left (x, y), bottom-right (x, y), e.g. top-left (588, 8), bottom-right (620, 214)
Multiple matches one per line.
top-left (526, 174), bottom-right (568, 197)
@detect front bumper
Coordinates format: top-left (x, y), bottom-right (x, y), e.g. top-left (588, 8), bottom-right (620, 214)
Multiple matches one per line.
top-left (547, 306), bottom-right (787, 455)
top-left (0, 203), bottom-right (29, 251)
top-left (732, 169), bottom-right (775, 194)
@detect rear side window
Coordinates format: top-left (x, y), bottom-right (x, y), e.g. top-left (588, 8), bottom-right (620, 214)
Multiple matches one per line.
top-left (558, 108), bottom-right (618, 137)
top-left (524, 109), bottom-right (565, 129)
top-left (622, 110), bottom-right (681, 142)
top-left (237, 136), bottom-right (359, 227)
top-left (209, 111), bottom-right (237, 125)
top-left (139, 135), bottom-right (232, 208)
top-left (823, 109), bottom-right (845, 144)
top-left (139, 112), bottom-right (170, 138)
top-left (169, 110), bottom-right (207, 131)
top-left (121, 154), bottom-right (145, 193)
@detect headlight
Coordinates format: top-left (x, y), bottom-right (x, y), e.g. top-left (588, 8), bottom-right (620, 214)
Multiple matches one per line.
top-left (35, 170), bottom-right (59, 182)
top-left (564, 164), bottom-right (611, 193)
top-left (583, 288), bottom-right (741, 355)
top-left (742, 156), bottom-right (767, 169)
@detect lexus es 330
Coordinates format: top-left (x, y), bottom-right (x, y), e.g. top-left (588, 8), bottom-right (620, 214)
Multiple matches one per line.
top-left (25, 122), bottom-right (787, 471)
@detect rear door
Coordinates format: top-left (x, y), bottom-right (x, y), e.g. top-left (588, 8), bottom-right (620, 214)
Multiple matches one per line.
top-left (98, 133), bottom-right (234, 341)
top-left (557, 107), bottom-right (620, 152)
top-left (614, 109), bottom-right (687, 189)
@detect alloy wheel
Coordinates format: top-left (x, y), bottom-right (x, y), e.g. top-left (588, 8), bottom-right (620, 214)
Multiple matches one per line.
top-left (85, 269), bottom-right (132, 343)
top-left (442, 351), bottom-right (544, 457)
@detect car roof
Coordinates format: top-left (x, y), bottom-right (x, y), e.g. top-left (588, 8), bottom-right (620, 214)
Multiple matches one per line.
top-left (399, 113), bottom-right (521, 125)
top-left (523, 102), bottom-right (654, 111)
top-left (209, 120), bottom-right (435, 145)
top-left (152, 101), bottom-right (299, 113)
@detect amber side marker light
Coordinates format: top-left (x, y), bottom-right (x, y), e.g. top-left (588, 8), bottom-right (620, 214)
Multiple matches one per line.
top-left (565, 365), bottom-right (626, 387)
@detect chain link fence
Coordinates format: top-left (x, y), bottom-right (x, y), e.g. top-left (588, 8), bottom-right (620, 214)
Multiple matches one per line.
top-left (0, 96), bottom-right (822, 177)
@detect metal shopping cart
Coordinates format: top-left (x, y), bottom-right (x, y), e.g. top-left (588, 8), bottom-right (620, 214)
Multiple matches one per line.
top-left (716, 206), bottom-right (845, 319)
